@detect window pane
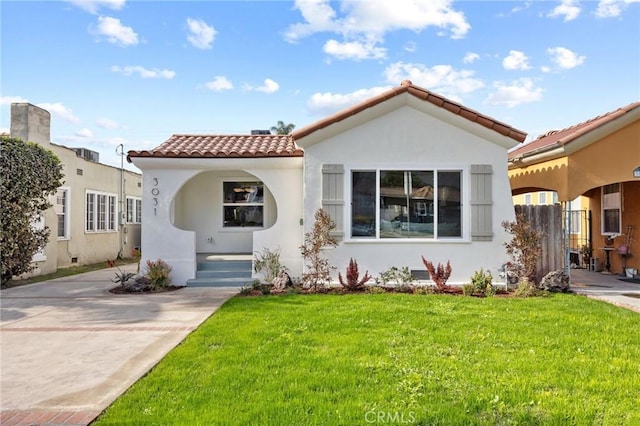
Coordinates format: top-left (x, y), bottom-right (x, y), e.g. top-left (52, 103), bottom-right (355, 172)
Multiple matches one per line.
top-left (437, 171), bottom-right (462, 237)
top-left (603, 209), bottom-right (620, 234)
top-left (127, 198), bottom-right (134, 222)
top-left (86, 193), bottom-right (95, 231)
top-left (135, 199), bottom-right (142, 223)
top-left (223, 206), bottom-right (263, 227)
top-left (97, 195), bottom-right (106, 230)
top-left (223, 182), bottom-right (263, 204)
top-left (351, 171), bottom-right (376, 237)
top-left (108, 196), bottom-right (116, 230)
top-left (380, 171), bottom-right (434, 238)
top-left (57, 190), bottom-right (66, 238)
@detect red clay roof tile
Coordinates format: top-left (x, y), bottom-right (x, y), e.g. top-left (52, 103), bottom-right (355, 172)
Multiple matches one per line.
top-left (509, 101), bottom-right (640, 160)
top-left (128, 134), bottom-right (303, 160)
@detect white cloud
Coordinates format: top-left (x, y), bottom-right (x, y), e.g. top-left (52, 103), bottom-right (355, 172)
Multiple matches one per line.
top-left (65, 0), bottom-right (125, 14)
top-left (0, 95), bottom-right (29, 105)
top-left (383, 61), bottom-right (484, 101)
top-left (502, 50), bottom-right (531, 70)
top-left (546, 47), bottom-right (586, 69)
top-left (186, 18), bottom-right (216, 49)
top-left (595, 0), bottom-right (639, 18)
top-left (307, 86), bottom-right (391, 116)
top-left (36, 102), bottom-right (80, 123)
top-left (323, 39), bottom-right (386, 60)
top-left (205, 76), bottom-right (234, 91)
top-left (547, 0), bottom-right (581, 21)
top-left (255, 78), bottom-right (280, 94)
top-left (244, 79), bottom-right (280, 94)
top-left (91, 16), bottom-right (139, 46)
top-left (75, 128), bottom-right (94, 138)
top-left (96, 117), bottom-right (119, 129)
top-left (111, 65), bottom-right (175, 79)
top-left (463, 52), bottom-right (479, 64)
top-left (285, 0), bottom-right (470, 60)
top-left (484, 78), bottom-right (543, 108)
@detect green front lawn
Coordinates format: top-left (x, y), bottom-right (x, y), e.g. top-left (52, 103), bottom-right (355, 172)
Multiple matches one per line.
top-left (96, 294), bottom-right (640, 425)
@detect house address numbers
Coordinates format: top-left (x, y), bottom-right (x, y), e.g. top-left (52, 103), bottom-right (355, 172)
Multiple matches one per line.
top-left (151, 177), bottom-right (159, 216)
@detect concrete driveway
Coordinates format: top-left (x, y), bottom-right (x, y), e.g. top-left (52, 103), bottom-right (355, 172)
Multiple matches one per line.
top-left (0, 265), bottom-right (238, 425)
top-left (570, 268), bottom-right (640, 313)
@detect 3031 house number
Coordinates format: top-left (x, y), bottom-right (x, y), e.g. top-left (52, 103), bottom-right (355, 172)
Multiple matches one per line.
top-left (151, 177), bottom-right (159, 215)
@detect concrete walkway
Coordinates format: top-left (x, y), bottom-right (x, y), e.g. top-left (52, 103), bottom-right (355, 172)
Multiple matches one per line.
top-left (0, 265), bottom-right (238, 425)
top-left (570, 268), bottom-right (640, 313)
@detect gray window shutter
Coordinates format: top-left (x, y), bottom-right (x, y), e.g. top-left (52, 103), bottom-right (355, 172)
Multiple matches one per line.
top-left (470, 164), bottom-right (493, 241)
top-left (322, 164), bottom-right (344, 240)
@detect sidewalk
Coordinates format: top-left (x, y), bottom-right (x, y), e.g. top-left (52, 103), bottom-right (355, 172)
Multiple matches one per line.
top-left (0, 265), bottom-right (238, 425)
top-left (569, 268), bottom-right (640, 313)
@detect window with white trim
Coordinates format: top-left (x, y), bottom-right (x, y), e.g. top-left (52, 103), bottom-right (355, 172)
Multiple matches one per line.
top-left (222, 181), bottom-right (264, 228)
top-left (86, 191), bottom-right (117, 232)
top-left (351, 169), bottom-right (462, 239)
top-left (538, 192), bottom-right (547, 205)
top-left (55, 188), bottom-right (70, 239)
top-left (602, 183), bottom-right (621, 235)
top-left (126, 197), bottom-right (142, 224)
top-left (524, 194), bottom-right (532, 205)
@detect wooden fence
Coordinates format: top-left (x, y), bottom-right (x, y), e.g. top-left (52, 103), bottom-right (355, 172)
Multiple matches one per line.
top-left (514, 204), bottom-right (563, 283)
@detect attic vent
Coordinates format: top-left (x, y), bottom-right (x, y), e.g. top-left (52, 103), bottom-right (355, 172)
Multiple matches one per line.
top-left (77, 168), bottom-right (83, 176)
top-left (251, 130), bottom-right (271, 135)
top-left (74, 148), bottom-right (100, 163)
top-left (411, 270), bottom-right (430, 281)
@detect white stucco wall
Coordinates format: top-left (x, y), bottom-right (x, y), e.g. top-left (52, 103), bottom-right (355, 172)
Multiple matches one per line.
top-left (300, 103), bottom-right (517, 285)
top-left (131, 157), bottom-right (303, 285)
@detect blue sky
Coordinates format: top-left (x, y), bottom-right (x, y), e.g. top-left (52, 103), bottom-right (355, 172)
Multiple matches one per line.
top-left (2, 0), bottom-right (639, 171)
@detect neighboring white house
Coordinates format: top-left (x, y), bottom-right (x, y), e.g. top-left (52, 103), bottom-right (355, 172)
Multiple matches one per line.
top-left (9, 103), bottom-right (142, 277)
top-left (128, 81), bottom-right (527, 286)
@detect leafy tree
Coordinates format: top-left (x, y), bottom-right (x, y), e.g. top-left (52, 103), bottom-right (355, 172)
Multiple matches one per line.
top-left (1, 136), bottom-right (64, 285)
top-left (501, 213), bottom-right (544, 284)
top-left (270, 120), bottom-right (295, 135)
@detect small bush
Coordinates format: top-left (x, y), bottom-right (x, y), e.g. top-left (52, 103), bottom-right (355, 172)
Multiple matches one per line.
top-left (462, 284), bottom-right (475, 296)
top-left (471, 268), bottom-right (494, 296)
top-left (145, 259), bottom-right (172, 289)
top-left (502, 213), bottom-right (544, 284)
top-left (377, 266), bottom-right (414, 287)
top-left (338, 258), bottom-right (372, 291)
top-left (112, 269), bottom-right (136, 286)
top-left (421, 257), bottom-right (452, 292)
top-left (514, 278), bottom-right (541, 298)
top-left (254, 247), bottom-right (287, 284)
top-left (239, 285), bottom-right (253, 295)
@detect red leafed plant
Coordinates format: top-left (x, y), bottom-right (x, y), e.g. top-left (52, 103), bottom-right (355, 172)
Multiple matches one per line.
top-left (421, 257), bottom-right (452, 292)
top-left (338, 258), bottom-right (372, 291)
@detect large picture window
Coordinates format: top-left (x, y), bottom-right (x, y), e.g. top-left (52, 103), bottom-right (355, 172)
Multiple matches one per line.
top-left (351, 169), bottom-right (462, 239)
top-left (223, 181), bottom-right (264, 228)
top-left (86, 191), bottom-right (117, 232)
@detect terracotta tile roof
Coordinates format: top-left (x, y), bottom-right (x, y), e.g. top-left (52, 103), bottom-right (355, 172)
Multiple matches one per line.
top-left (127, 134), bottom-right (303, 160)
top-left (509, 101), bottom-right (640, 160)
top-left (291, 80), bottom-right (527, 143)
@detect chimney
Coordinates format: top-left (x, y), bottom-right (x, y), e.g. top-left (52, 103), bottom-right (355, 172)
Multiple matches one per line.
top-left (10, 103), bottom-right (51, 145)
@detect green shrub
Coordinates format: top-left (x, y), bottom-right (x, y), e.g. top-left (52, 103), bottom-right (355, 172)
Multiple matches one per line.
top-left (462, 284), bottom-right (474, 296)
top-left (377, 266), bottom-right (414, 287)
top-left (145, 259), bottom-right (172, 289)
top-left (239, 285), bottom-right (253, 295)
top-left (253, 247), bottom-right (287, 284)
top-left (514, 278), bottom-right (541, 297)
top-left (471, 268), bottom-right (494, 296)
top-left (366, 286), bottom-right (387, 294)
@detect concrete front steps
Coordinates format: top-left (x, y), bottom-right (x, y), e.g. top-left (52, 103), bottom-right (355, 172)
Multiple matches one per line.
top-left (186, 259), bottom-right (253, 288)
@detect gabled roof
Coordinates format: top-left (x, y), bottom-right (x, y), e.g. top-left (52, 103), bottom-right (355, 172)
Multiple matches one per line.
top-left (128, 81), bottom-right (527, 161)
top-left (292, 80), bottom-right (527, 143)
top-left (509, 101), bottom-right (640, 160)
top-left (127, 134), bottom-right (303, 160)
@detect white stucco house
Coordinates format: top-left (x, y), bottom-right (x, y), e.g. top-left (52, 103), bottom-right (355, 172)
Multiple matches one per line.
top-left (127, 81), bottom-right (527, 286)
